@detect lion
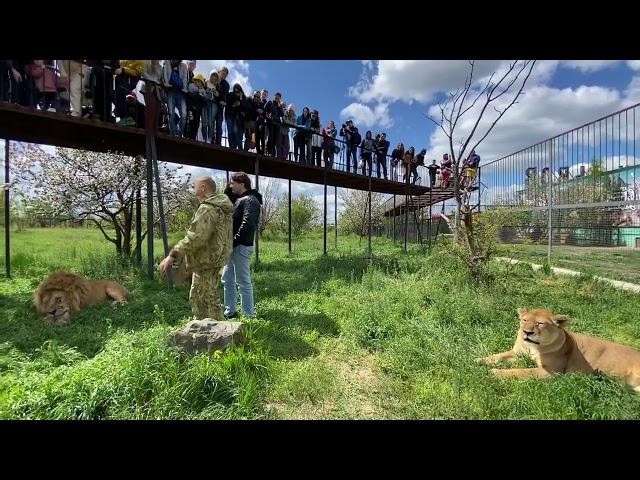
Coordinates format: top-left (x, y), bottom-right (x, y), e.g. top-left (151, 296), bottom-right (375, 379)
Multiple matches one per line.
top-left (34, 271), bottom-right (129, 324)
top-left (477, 308), bottom-right (640, 393)
top-left (159, 248), bottom-right (192, 285)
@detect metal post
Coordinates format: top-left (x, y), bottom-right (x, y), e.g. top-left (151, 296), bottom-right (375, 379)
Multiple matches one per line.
top-left (428, 185), bottom-right (433, 251)
top-left (368, 170), bottom-right (372, 258)
top-left (476, 167), bottom-right (481, 214)
top-left (404, 178), bottom-right (409, 252)
top-left (255, 156), bottom-right (260, 269)
top-left (393, 194), bottom-right (396, 243)
top-left (135, 157), bottom-right (142, 268)
top-left (547, 140), bottom-right (553, 265)
top-left (323, 167), bottom-right (327, 255)
top-left (4, 140), bottom-right (10, 278)
top-left (145, 138), bottom-right (154, 279)
top-left (150, 139), bottom-right (172, 286)
top-left (334, 185), bottom-right (337, 250)
top-left (288, 179), bottom-right (292, 253)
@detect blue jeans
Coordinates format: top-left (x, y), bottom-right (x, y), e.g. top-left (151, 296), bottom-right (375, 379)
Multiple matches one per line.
top-left (214, 103), bottom-right (224, 144)
top-left (167, 89), bottom-right (187, 136)
top-left (222, 245), bottom-right (255, 317)
top-left (225, 112), bottom-right (237, 148)
top-left (201, 101), bottom-right (217, 143)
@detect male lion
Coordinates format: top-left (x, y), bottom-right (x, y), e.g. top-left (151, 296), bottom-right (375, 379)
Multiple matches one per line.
top-left (477, 308), bottom-right (640, 393)
top-left (34, 271), bottom-right (129, 324)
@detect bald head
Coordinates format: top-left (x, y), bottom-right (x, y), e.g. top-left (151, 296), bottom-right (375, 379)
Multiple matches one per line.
top-left (194, 176), bottom-right (217, 198)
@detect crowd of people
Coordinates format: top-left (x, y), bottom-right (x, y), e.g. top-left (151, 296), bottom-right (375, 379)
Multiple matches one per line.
top-left (1, 59), bottom-right (480, 188)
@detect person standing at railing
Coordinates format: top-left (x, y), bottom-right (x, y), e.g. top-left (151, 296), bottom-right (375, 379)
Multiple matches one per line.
top-left (213, 66), bottom-right (229, 145)
top-left (265, 92), bottom-right (284, 157)
top-left (114, 60), bottom-right (144, 122)
top-left (225, 83), bottom-right (246, 149)
top-left (28, 60), bottom-right (58, 112)
top-left (8, 60), bottom-right (38, 108)
top-left (87, 60), bottom-right (118, 123)
top-left (202, 71), bottom-right (220, 143)
top-left (56, 60), bottom-right (89, 117)
top-left (283, 104), bottom-right (297, 161)
top-left (403, 147), bottom-right (415, 183)
top-left (440, 153), bottom-right (452, 189)
top-left (243, 90), bottom-right (260, 151)
top-left (254, 89), bottom-right (268, 154)
top-left (161, 60), bottom-right (189, 137)
top-left (375, 132), bottom-right (390, 180)
top-left (427, 159), bottom-right (440, 187)
top-left (295, 106), bottom-right (312, 164)
top-left (185, 61), bottom-right (203, 140)
top-left (410, 148), bottom-right (426, 184)
top-left (360, 130), bottom-right (376, 176)
top-left (322, 120), bottom-right (338, 168)
top-left (141, 60), bottom-right (164, 132)
top-left (188, 73), bottom-right (209, 140)
top-left (340, 119), bottom-right (361, 173)
top-left (310, 110), bottom-right (324, 166)
top-left (463, 149), bottom-right (480, 190)
top-left (390, 143), bottom-right (405, 181)
top-left (277, 101), bottom-right (291, 159)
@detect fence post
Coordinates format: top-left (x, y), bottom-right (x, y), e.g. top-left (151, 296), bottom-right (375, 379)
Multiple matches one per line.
top-left (547, 139), bottom-right (553, 266)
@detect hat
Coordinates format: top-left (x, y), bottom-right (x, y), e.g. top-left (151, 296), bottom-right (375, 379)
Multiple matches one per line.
top-left (193, 73), bottom-right (206, 84)
top-left (347, 119), bottom-right (353, 124)
top-left (188, 60), bottom-right (197, 65)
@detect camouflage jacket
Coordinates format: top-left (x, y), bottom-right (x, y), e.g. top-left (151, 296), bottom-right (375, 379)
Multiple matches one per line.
top-left (173, 193), bottom-right (233, 272)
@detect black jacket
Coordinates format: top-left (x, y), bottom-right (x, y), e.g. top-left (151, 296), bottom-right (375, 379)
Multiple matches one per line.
top-left (217, 78), bottom-right (230, 106)
top-left (225, 188), bottom-right (264, 247)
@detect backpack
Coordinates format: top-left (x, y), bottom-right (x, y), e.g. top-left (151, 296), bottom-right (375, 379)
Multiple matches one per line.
top-left (169, 68), bottom-right (183, 90)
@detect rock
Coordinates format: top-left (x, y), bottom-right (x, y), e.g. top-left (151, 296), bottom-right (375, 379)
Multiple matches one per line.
top-left (168, 319), bottom-right (245, 356)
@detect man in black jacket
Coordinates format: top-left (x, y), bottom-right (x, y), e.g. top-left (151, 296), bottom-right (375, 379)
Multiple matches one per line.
top-left (213, 66), bottom-right (230, 145)
top-left (222, 172), bottom-right (263, 318)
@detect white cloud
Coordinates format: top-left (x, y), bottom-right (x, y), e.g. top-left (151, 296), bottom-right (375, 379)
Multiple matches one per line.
top-left (425, 84), bottom-right (627, 163)
top-left (350, 60), bottom-right (507, 105)
top-left (340, 102), bottom-right (393, 129)
top-left (627, 61), bottom-right (640, 71)
top-left (561, 60), bottom-right (621, 72)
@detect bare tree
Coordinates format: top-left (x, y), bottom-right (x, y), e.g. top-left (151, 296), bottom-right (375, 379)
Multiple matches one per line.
top-left (426, 60), bottom-right (536, 264)
top-left (257, 177), bottom-right (282, 234)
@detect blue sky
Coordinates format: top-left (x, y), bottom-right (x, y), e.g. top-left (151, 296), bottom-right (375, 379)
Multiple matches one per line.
top-left (180, 60), bottom-right (640, 216)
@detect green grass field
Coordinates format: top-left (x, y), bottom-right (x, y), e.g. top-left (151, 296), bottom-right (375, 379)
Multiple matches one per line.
top-left (498, 243), bottom-right (640, 284)
top-left (1, 228), bottom-right (639, 419)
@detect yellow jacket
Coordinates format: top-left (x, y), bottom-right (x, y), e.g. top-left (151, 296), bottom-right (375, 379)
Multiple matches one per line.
top-left (119, 60), bottom-right (144, 78)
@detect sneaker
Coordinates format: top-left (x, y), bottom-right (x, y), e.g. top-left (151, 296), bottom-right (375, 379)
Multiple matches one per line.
top-left (224, 312), bottom-right (239, 319)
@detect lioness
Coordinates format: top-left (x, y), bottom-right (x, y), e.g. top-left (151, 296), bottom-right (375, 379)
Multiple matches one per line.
top-left (34, 271), bottom-right (129, 324)
top-left (477, 308), bottom-right (640, 392)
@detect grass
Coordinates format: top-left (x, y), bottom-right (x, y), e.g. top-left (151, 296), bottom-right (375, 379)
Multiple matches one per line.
top-left (1, 227), bottom-right (640, 419)
top-left (497, 243), bottom-right (640, 285)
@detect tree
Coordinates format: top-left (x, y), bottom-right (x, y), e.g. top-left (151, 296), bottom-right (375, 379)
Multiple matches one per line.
top-left (338, 189), bottom-right (386, 239)
top-left (275, 192), bottom-right (320, 237)
top-left (10, 143), bottom-right (192, 257)
top-left (258, 177), bottom-right (281, 235)
top-left (426, 60), bottom-right (536, 265)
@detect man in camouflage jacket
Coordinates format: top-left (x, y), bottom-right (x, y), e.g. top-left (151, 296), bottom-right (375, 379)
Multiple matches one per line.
top-left (160, 176), bottom-right (233, 321)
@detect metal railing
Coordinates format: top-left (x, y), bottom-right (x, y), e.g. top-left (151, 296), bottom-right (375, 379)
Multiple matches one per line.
top-left (0, 60), bottom-right (431, 187)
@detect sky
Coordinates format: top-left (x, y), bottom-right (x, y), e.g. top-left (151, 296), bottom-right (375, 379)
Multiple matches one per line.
top-left (4, 60), bottom-right (640, 220)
